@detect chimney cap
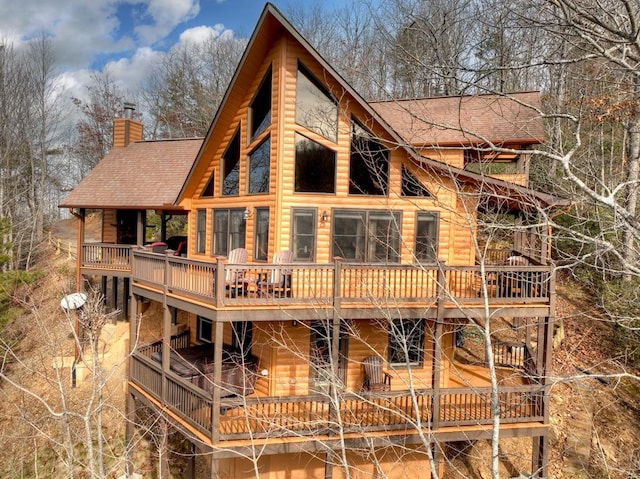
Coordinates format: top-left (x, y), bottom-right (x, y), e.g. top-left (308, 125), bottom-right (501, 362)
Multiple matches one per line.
top-left (123, 102), bottom-right (136, 118)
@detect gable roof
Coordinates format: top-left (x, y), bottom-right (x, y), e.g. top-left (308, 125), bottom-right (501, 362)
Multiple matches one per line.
top-left (177, 3), bottom-right (567, 210)
top-left (60, 138), bottom-right (202, 210)
top-left (371, 92), bottom-right (545, 147)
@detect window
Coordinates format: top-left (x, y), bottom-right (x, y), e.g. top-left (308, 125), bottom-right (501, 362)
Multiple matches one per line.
top-left (332, 210), bottom-right (401, 263)
top-left (212, 209), bottom-right (246, 256)
top-left (222, 129), bottom-right (240, 196)
top-left (196, 209), bottom-right (206, 254)
top-left (292, 209), bottom-right (316, 261)
top-left (415, 212), bottom-right (438, 263)
top-left (295, 63), bottom-right (338, 142)
top-left (388, 318), bottom-right (425, 366)
top-left (197, 316), bottom-right (212, 343)
top-left (349, 121), bottom-right (389, 195)
top-left (250, 68), bottom-right (272, 141)
top-left (309, 320), bottom-right (348, 392)
top-left (201, 172), bottom-right (215, 197)
top-left (294, 134), bottom-right (336, 193)
top-left (401, 165), bottom-right (432, 197)
top-left (254, 207), bottom-right (269, 261)
top-left (248, 137), bottom-right (270, 194)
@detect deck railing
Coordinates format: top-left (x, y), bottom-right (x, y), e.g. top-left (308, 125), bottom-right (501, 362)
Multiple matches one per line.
top-left (125, 248), bottom-right (553, 308)
top-left (81, 243), bottom-right (132, 271)
top-left (130, 349), bottom-right (544, 441)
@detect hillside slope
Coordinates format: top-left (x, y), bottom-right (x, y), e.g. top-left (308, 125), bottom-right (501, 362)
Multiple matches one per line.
top-left (1, 218), bottom-right (639, 477)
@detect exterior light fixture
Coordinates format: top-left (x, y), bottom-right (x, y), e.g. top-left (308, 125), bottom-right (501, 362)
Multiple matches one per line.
top-left (321, 210), bottom-right (328, 223)
top-left (244, 207), bottom-right (250, 220)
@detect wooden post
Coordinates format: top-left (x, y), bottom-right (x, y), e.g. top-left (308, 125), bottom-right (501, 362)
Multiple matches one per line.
top-left (215, 256), bottom-right (226, 308)
top-left (125, 390), bottom-right (136, 478)
top-left (432, 441), bottom-right (445, 478)
top-left (136, 210), bottom-right (144, 246)
top-left (211, 321), bottom-right (223, 445)
top-left (76, 209), bottom-right (85, 292)
top-left (532, 434), bottom-right (549, 478)
top-left (432, 262), bottom-right (446, 430)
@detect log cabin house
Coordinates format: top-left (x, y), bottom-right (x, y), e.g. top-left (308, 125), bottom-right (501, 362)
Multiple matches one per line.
top-left (60, 3), bottom-right (570, 478)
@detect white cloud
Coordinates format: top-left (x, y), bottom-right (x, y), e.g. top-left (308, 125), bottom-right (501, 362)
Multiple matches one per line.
top-left (134, 0), bottom-right (200, 44)
top-left (177, 23), bottom-right (229, 44)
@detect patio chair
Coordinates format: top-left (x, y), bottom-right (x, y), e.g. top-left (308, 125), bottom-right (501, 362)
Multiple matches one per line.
top-left (225, 248), bottom-right (249, 297)
top-left (500, 255), bottom-right (530, 297)
top-left (362, 356), bottom-right (391, 392)
top-left (257, 250), bottom-right (294, 297)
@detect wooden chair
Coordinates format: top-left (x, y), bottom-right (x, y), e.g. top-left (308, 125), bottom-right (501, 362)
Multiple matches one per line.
top-left (225, 248), bottom-right (249, 297)
top-left (362, 356), bottom-right (391, 392)
top-left (258, 250), bottom-right (294, 297)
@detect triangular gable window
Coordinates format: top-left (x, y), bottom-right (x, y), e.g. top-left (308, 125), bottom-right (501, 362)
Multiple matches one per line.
top-left (295, 62), bottom-right (338, 142)
top-left (401, 165), bottom-right (432, 197)
top-left (250, 67), bottom-right (272, 141)
top-left (201, 172), bottom-right (215, 197)
top-left (349, 121), bottom-right (389, 196)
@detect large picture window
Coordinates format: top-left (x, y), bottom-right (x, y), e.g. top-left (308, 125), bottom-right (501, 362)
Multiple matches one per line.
top-left (196, 209), bottom-right (207, 254)
top-left (332, 210), bottom-right (401, 263)
top-left (415, 212), bottom-right (438, 263)
top-left (222, 129), bottom-right (240, 196)
top-left (349, 121), bottom-right (389, 195)
top-left (254, 207), bottom-right (269, 261)
top-left (250, 67), bottom-right (272, 141)
top-left (295, 63), bottom-right (338, 142)
top-left (212, 209), bottom-right (246, 256)
top-left (292, 208), bottom-right (316, 261)
top-left (294, 134), bottom-right (336, 193)
top-left (248, 137), bottom-right (270, 194)
top-left (388, 318), bottom-right (425, 366)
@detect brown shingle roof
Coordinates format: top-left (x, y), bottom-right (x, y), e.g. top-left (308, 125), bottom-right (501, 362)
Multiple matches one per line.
top-left (370, 92), bottom-right (544, 147)
top-left (60, 138), bottom-right (202, 209)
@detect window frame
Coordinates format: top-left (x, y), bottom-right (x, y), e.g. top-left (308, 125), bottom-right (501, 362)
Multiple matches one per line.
top-left (388, 318), bottom-right (425, 367)
top-left (196, 209), bottom-right (207, 254)
top-left (248, 136), bottom-right (270, 195)
top-left (294, 133), bottom-right (337, 194)
top-left (249, 66), bottom-right (272, 142)
top-left (221, 128), bottom-right (241, 197)
top-left (349, 120), bottom-right (389, 196)
top-left (197, 316), bottom-right (212, 344)
top-left (415, 211), bottom-right (439, 263)
top-left (295, 62), bottom-right (338, 142)
top-left (291, 208), bottom-right (317, 262)
top-left (254, 207), bottom-right (269, 262)
top-left (331, 209), bottom-right (401, 263)
top-left (212, 208), bottom-right (246, 256)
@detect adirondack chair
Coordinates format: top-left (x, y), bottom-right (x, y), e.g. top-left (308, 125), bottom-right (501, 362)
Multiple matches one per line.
top-left (225, 248), bottom-right (249, 297)
top-left (362, 356), bottom-right (391, 392)
top-left (257, 250), bottom-right (294, 297)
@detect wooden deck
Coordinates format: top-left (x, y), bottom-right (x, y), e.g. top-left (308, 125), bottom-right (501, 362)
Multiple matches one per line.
top-left (130, 353), bottom-right (544, 446)
top-left (81, 244), bottom-right (554, 320)
top-left (129, 338), bottom-right (544, 446)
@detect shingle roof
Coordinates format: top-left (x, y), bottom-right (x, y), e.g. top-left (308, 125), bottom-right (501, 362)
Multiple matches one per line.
top-left (60, 138), bottom-right (202, 209)
top-left (370, 92), bottom-right (544, 147)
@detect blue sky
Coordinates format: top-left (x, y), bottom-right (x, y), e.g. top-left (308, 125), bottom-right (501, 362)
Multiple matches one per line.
top-left (0, 0), bottom-right (315, 102)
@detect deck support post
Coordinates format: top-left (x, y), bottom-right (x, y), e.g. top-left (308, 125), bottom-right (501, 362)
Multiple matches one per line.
top-left (123, 277), bottom-right (130, 319)
top-left (432, 441), bottom-right (445, 478)
top-left (111, 276), bottom-right (118, 318)
top-left (211, 321), bottom-right (223, 445)
top-left (324, 450), bottom-right (334, 479)
top-left (214, 256), bottom-right (226, 308)
top-left (532, 434), bottom-right (549, 478)
top-left (124, 390), bottom-right (136, 478)
top-left (76, 208), bottom-right (85, 292)
top-left (185, 442), bottom-right (196, 479)
top-left (101, 276), bottom-right (107, 305)
top-left (431, 262), bottom-right (447, 430)
top-left (210, 454), bottom-right (219, 479)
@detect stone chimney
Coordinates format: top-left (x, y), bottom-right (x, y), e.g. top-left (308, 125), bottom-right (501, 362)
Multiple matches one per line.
top-left (113, 102), bottom-right (143, 148)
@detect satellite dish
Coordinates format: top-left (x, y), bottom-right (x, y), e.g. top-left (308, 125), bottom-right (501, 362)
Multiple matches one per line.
top-left (60, 292), bottom-right (88, 310)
